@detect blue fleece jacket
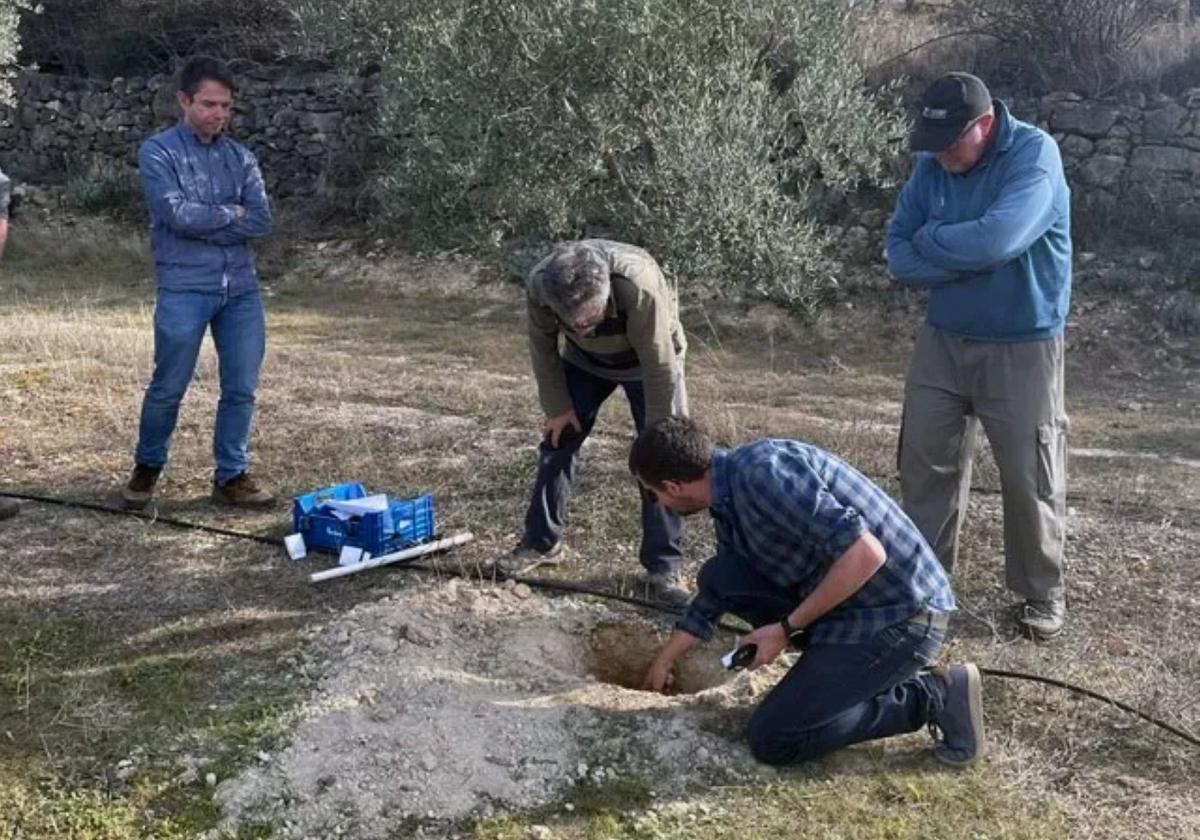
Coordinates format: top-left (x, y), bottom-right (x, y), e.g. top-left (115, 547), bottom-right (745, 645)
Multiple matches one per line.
top-left (139, 123), bottom-right (272, 296)
top-left (886, 100), bottom-right (1071, 342)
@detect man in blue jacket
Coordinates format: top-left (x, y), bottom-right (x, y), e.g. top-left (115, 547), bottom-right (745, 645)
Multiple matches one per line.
top-left (122, 56), bottom-right (274, 509)
top-left (886, 72), bottom-right (1071, 639)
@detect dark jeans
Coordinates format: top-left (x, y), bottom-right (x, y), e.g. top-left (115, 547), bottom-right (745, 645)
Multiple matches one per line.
top-left (698, 551), bottom-right (947, 765)
top-left (522, 362), bottom-right (683, 575)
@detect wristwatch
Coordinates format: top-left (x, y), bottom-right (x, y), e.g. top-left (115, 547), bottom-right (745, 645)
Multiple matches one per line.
top-left (779, 614), bottom-right (802, 638)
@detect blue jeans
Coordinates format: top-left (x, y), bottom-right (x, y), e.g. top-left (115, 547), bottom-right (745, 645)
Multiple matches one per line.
top-left (698, 551), bottom-right (947, 765)
top-left (522, 362), bottom-right (684, 575)
top-left (134, 289), bottom-right (266, 486)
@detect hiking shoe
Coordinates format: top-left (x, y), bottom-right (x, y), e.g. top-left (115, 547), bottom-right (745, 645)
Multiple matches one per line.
top-left (929, 662), bottom-right (985, 767)
top-left (212, 472), bottom-right (275, 508)
top-left (647, 569), bottom-right (690, 607)
top-left (0, 497), bottom-right (19, 521)
top-left (1018, 597), bottom-right (1066, 640)
top-left (121, 464), bottom-right (161, 510)
top-left (494, 541), bottom-right (564, 577)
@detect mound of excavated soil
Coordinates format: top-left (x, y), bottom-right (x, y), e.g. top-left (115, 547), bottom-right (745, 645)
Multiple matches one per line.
top-left (215, 579), bottom-right (787, 838)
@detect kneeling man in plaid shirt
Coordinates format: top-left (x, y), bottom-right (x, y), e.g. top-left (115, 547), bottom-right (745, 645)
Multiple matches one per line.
top-left (633, 417), bottom-right (984, 766)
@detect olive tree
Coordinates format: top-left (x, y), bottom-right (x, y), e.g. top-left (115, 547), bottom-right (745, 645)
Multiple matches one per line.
top-left (1, 0), bottom-right (35, 105)
top-left (298, 0), bottom-right (905, 306)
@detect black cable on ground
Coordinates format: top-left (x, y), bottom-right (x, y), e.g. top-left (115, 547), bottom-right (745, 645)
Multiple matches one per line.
top-left (0, 490), bottom-right (282, 546)
top-left (2, 490), bottom-right (1198, 750)
top-left (973, 667), bottom-right (1200, 749)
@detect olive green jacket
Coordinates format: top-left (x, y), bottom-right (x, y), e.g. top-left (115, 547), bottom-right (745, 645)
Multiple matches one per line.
top-left (526, 239), bottom-right (687, 423)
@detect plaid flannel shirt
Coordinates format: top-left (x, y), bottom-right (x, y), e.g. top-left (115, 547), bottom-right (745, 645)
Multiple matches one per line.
top-left (677, 440), bottom-right (955, 644)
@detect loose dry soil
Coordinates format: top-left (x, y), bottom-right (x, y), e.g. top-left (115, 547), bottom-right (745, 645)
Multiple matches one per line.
top-left (215, 579), bottom-right (780, 838)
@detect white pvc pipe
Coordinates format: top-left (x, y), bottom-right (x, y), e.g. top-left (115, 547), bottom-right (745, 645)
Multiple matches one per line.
top-left (308, 532), bottom-right (475, 583)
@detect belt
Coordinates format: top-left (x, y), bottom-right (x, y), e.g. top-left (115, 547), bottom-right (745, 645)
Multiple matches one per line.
top-left (907, 607), bottom-right (950, 632)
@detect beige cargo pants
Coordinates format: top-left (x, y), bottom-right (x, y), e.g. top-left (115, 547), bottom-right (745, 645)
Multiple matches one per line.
top-left (899, 324), bottom-right (1067, 602)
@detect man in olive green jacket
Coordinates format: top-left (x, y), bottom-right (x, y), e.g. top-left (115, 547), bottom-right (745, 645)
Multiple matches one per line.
top-left (497, 240), bottom-right (690, 604)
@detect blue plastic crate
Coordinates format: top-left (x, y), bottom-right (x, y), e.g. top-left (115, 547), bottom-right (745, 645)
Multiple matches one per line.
top-left (292, 482), bottom-right (436, 555)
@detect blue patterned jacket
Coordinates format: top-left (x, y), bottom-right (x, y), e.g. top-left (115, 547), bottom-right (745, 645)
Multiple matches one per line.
top-left (138, 123), bottom-right (272, 295)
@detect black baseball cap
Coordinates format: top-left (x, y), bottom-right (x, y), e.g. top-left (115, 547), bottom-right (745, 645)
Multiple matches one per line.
top-left (911, 72), bottom-right (992, 153)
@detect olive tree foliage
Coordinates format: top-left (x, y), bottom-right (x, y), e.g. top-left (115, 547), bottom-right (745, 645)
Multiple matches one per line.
top-left (1, 0), bottom-right (36, 105)
top-left (297, 0), bottom-right (905, 306)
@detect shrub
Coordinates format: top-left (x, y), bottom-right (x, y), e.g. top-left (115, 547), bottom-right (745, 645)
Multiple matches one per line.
top-left (954, 0), bottom-right (1179, 96)
top-left (64, 165), bottom-right (141, 217)
top-left (295, 0), bottom-right (906, 307)
top-left (0, 0), bottom-right (36, 105)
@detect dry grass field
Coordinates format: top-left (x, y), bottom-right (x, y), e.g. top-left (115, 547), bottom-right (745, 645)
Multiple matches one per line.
top-left (1, 217), bottom-right (1197, 838)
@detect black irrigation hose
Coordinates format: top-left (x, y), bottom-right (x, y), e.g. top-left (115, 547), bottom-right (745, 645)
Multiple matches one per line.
top-left (2, 490), bottom-right (1198, 750)
top-left (0, 491), bottom-right (282, 546)
top-left (973, 667), bottom-right (1200, 749)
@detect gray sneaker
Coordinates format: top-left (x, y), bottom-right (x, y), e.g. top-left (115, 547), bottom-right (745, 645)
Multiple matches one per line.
top-left (1019, 597), bottom-right (1066, 640)
top-left (929, 662), bottom-right (985, 767)
top-left (494, 541), bottom-right (564, 577)
top-left (646, 569), bottom-right (690, 607)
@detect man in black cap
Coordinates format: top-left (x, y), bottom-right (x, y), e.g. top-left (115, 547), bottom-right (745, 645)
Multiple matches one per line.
top-left (885, 72), bottom-right (1072, 640)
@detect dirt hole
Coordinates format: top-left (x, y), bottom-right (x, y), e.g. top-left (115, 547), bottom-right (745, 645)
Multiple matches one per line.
top-left (587, 620), bottom-right (732, 694)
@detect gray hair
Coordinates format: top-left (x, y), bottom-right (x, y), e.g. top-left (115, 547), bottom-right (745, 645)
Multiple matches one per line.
top-left (540, 243), bottom-right (610, 323)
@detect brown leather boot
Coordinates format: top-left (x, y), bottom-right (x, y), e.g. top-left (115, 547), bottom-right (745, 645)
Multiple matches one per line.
top-left (121, 464), bottom-right (161, 510)
top-left (212, 472), bottom-right (275, 508)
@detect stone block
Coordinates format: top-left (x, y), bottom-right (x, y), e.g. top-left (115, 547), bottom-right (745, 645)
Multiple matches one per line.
top-left (1094, 138), bottom-right (1130, 157)
top-left (1129, 144), bottom-right (1200, 176)
top-left (152, 85), bottom-right (178, 122)
top-left (298, 110), bottom-right (342, 134)
top-left (1057, 134), bottom-right (1094, 158)
top-left (1076, 155), bottom-right (1127, 188)
top-left (1042, 91), bottom-right (1083, 104)
top-left (1048, 101), bottom-right (1120, 138)
top-left (1143, 102), bottom-right (1188, 142)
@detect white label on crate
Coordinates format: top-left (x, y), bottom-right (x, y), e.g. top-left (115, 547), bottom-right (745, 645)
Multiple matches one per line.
top-left (284, 533), bottom-right (307, 561)
top-left (338, 545), bottom-right (366, 567)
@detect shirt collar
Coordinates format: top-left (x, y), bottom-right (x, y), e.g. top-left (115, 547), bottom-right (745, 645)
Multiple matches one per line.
top-left (976, 98), bottom-right (1014, 168)
top-left (709, 448), bottom-right (731, 519)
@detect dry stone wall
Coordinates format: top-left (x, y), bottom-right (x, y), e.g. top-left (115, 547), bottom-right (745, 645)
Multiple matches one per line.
top-left (3, 64), bottom-right (1200, 221)
top-left (0, 63), bottom-right (381, 200)
top-left (1012, 89), bottom-right (1200, 218)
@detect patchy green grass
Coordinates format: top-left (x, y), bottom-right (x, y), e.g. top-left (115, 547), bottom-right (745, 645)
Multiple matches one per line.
top-left (470, 768), bottom-right (1066, 840)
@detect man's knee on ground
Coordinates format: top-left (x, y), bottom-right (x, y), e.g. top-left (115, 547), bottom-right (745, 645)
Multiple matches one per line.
top-left (747, 710), bottom-right (804, 766)
top-left (746, 704), bottom-right (842, 766)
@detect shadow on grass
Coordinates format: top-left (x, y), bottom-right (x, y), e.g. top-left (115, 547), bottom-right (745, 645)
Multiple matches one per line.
top-left (0, 501), bottom-right (418, 836)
